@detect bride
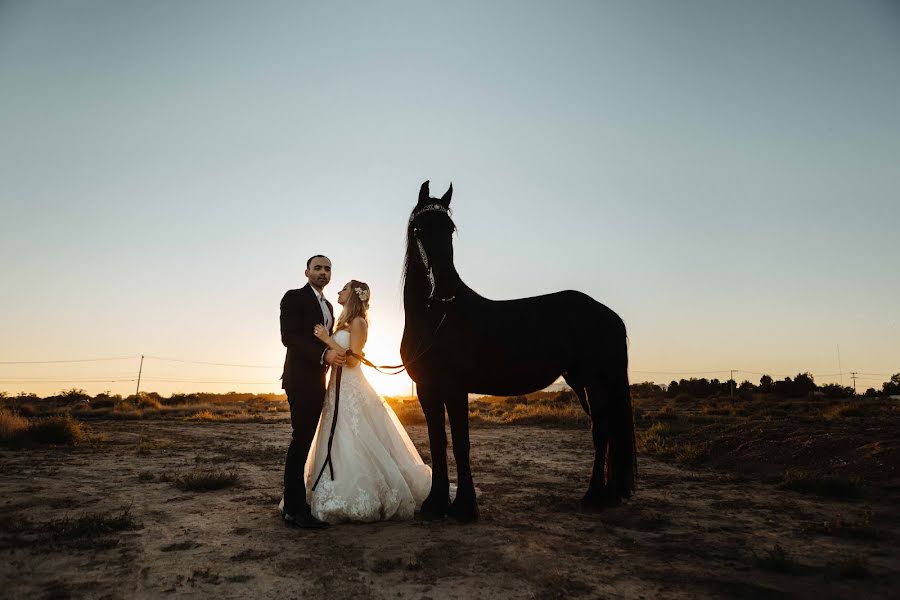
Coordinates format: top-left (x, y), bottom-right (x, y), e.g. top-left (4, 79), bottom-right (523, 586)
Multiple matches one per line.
top-left (301, 280), bottom-right (433, 523)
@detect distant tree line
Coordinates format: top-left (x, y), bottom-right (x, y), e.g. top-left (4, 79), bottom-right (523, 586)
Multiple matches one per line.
top-left (628, 372), bottom-right (900, 400)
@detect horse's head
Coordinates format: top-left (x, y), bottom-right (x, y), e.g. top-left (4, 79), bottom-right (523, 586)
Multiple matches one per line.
top-left (406, 180), bottom-right (458, 305)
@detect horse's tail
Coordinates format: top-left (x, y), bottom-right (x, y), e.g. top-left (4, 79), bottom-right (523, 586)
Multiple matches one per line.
top-left (609, 338), bottom-right (637, 497)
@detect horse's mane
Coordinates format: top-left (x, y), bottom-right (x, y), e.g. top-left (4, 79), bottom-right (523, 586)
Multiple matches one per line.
top-left (400, 217), bottom-right (416, 294)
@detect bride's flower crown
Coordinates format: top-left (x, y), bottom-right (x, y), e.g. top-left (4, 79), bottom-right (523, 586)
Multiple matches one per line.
top-left (354, 286), bottom-right (370, 303)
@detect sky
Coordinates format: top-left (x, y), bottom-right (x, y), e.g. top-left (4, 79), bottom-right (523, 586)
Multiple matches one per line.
top-left (1, 1), bottom-right (898, 398)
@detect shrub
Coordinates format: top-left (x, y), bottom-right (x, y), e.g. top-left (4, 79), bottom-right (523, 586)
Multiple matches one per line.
top-left (779, 470), bottom-right (861, 499)
top-left (824, 404), bottom-right (865, 419)
top-left (27, 415), bottom-right (85, 445)
top-left (0, 409), bottom-right (30, 442)
top-left (90, 396), bottom-right (118, 409)
top-left (137, 395), bottom-right (162, 410)
top-left (52, 508), bottom-right (140, 541)
top-left (170, 468), bottom-right (239, 491)
top-left (59, 388), bottom-right (91, 404)
top-left (675, 442), bottom-right (710, 465)
top-left (638, 422), bottom-right (674, 456)
top-left (500, 403), bottom-right (588, 427)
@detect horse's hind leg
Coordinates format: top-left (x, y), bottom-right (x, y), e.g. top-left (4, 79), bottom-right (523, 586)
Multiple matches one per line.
top-left (445, 388), bottom-right (478, 523)
top-left (417, 384), bottom-right (450, 519)
top-left (582, 380), bottom-right (620, 508)
top-left (563, 372), bottom-right (590, 416)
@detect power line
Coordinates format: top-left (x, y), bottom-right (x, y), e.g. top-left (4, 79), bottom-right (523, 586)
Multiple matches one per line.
top-left (143, 356), bottom-right (280, 369)
top-left (630, 369), bottom-right (732, 375)
top-left (0, 356), bottom-right (139, 365)
top-left (141, 378), bottom-right (277, 385)
top-left (0, 379), bottom-right (137, 383)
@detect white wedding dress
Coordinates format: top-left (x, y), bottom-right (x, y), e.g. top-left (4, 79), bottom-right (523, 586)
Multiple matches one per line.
top-left (300, 329), bottom-right (433, 523)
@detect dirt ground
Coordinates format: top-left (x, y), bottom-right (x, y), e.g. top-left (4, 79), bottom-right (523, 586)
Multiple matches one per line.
top-left (1, 421), bottom-right (898, 599)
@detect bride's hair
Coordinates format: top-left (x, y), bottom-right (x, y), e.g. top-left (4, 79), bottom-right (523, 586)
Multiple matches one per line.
top-left (335, 280), bottom-right (370, 331)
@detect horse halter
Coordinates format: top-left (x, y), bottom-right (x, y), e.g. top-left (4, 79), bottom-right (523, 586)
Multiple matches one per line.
top-left (410, 203), bottom-right (457, 306)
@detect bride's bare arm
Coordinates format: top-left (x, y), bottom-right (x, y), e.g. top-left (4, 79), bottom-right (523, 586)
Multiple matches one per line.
top-left (346, 317), bottom-right (368, 368)
top-left (313, 324), bottom-right (343, 352)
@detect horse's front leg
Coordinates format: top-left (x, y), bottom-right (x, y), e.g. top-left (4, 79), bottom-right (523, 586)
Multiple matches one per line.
top-left (417, 385), bottom-right (450, 519)
top-left (445, 389), bottom-right (478, 522)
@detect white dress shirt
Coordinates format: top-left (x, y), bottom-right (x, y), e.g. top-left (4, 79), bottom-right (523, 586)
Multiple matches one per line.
top-left (312, 286), bottom-right (332, 365)
top-left (311, 286), bottom-right (333, 331)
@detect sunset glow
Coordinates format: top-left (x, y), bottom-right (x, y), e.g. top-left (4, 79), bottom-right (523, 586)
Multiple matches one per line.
top-left (0, 2), bottom-right (897, 399)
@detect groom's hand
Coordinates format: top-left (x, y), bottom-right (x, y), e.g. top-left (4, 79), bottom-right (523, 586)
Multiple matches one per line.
top-left (325, 348), bottom-right (347, 367)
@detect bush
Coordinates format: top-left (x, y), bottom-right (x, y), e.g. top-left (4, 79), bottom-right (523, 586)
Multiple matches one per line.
top-left (137, 395), bottom-right (162, 410)
top-left (638, 422), bottom-right (674, 456)
top-left (90, 396), bottom-right (118, 409)
top-left (59, 388), bottom-right (91, 404)
top-left (500, 404), bottom-right (588, 427)
top-left (0, 409), bottom-right (30, 442)
top-left (52, 508), bottom-right (141, 541)
top-left (1, 412), bottom-right (87, 446)
top-left (169, 468), bottom-right (239, 491)
top-left (27, 415), bottom-right (85, 445)
top-left (779, 470), bottom-right (861, 499)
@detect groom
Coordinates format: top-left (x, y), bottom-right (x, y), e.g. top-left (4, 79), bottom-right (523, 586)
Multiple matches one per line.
top-left (280, 254), bottom-right (346, 529)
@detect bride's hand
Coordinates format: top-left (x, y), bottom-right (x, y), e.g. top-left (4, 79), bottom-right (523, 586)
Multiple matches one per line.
top-left (313, 324), bottom-right (330, 341)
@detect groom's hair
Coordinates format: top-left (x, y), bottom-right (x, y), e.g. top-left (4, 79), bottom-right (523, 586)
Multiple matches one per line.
top-left (306, 255), bottom-right (329, 268)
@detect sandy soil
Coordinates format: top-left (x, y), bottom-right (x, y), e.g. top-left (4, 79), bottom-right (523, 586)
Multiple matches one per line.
top-left (1, 421), bottom-right (898, 599)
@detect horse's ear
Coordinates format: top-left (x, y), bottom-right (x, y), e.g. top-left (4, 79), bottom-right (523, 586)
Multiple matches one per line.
top-left (439, 183), bottom-right (452, 207)
top-left (417, 180), bottom-right (431, 206)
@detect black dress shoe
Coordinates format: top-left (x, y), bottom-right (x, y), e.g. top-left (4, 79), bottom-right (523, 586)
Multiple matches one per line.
top-left (283, 510), bottom-right (329, 529)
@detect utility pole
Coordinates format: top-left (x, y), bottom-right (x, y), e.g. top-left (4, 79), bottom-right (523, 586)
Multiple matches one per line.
top-left (850, 371), bottom-right (858, 396)
top-left (136, 355), bottom-right (144, 398)
top-left (730, 369), bottom-right (735, 402)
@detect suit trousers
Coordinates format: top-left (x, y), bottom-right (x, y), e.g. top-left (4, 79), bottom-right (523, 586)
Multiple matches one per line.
top-left (283, 372), bottom-right (327, 514)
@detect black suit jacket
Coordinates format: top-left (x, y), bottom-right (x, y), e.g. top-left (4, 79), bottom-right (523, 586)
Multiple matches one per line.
top-left (280, 283), bottom-right (335, 392)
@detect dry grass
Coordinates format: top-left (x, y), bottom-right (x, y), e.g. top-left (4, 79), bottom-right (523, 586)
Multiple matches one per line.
top-left (385, 392), bottom-right (590, 428)
top-left (0, 410), bottom-right (92, 447)
top-left (184, 410), bottom-right (267, 423)
top-left (28, 415), bottom-right (86, 445)
top-left (4, 507), bottom-right (142, 550)
top-left (500, 403), bottom-right (588, 427)
top-left (52, 508), bottom-right (141, 542)
top-left (165, 468), bottom-right (240, 491)
top-left (779, 470), bottom-right (862, 499)
top-left (137, 396), bottom-right (162, 410)
top-left (0, 408), bottom-right (30, 441)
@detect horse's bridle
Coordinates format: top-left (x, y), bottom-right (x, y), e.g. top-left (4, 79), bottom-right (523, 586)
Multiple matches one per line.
top-left (410, 203), bottom-right (458, 306)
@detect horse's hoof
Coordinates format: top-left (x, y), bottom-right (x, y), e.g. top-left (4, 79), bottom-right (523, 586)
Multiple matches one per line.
top-left (447, 501), bottom-right (479, 523)
top-left (419, 496), bottom-right (450, 520)
top-left (580, 490), bottom-right (623, 510)
top-left (418, 509), bottom-right (446, 521)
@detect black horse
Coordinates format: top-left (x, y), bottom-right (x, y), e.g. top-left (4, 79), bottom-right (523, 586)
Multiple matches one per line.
top-left (401, 181), bottom-right (636, 522)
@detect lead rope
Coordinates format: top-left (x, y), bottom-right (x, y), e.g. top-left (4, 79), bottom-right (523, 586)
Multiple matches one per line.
top-left (311, 366), bottom-right (342, 491)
